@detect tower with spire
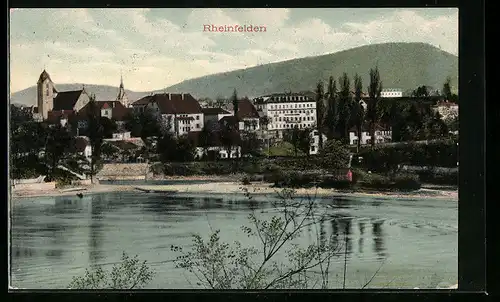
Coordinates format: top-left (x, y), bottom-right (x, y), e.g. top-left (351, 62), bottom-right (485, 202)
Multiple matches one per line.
top-left (116, 72), bottom-right (129, 107)
top-left (37, 69), bottom-right (57, 120)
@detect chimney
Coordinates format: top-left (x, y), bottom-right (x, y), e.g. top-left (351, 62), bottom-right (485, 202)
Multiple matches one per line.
top-left (181, 93), bottom-right (184, 101)
top-left (168, 93), bottom-right (171, 100)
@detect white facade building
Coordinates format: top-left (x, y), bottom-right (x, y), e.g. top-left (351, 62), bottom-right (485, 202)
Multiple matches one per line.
top-left (253, 93), bottom-right (316, 140)
top-left (349, 126), bottom-right (392, 145)
top-left (131, 93), bottom-right (204, 137)
top-left (309, 130), bottom-right (328, 155)
top-left (381, 89), bottom-right (403, 98)
top-left (195, 146), bottom-right (242, 160)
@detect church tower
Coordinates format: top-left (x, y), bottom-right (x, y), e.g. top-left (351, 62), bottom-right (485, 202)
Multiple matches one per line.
top-left (37, 69), bottom-right (57, 120)
top-left (116, 74), bottom-right (129, 107)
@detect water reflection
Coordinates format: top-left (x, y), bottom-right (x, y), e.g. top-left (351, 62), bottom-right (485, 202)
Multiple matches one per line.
top-left (89, 195), bottom-right (105, 264)
top-left (372, 219), bottom-right (387, 260)
top-left (358, 221), bottom-right (365, 255)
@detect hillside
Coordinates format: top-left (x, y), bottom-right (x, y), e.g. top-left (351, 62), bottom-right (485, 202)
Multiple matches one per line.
top-left (164, 42), bottom-right (458, 99)
top-left (10, 42), bottom-right (457, 106)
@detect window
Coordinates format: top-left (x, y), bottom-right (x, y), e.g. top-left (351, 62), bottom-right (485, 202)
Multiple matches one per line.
top-left (196, 124), bottom-right (200, 128)
top-left (311, 146), bottom-right (315, 152)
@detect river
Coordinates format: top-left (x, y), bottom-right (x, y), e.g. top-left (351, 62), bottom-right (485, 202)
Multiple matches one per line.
top-left (9, 186), bottom-right (458, 289)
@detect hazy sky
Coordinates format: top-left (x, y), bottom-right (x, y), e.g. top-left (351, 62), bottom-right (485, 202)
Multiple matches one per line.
top-left (9, 8), bottom-right (458, 93)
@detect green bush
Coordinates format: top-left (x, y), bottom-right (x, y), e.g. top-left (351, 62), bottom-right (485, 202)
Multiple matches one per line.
top-left (417, 170), bottom-right (458, 185)
top-left (357, 139), bottom-right (458, 172)
top-left (392, 173), bottom-right (421, 191)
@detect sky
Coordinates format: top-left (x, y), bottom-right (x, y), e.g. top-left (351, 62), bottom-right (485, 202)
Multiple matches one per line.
top-left (9, 8), bottom-right (458, 93)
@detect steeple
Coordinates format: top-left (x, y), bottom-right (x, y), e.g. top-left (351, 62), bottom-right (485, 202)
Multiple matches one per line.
top-left (116, 72), bottom-right (129, 107)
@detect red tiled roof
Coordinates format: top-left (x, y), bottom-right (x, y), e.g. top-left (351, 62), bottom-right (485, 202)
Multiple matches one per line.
top-left (53, 90), bottom-right (84, 111)
top-left (132, 93), bottom-right (202, 114)
top-left (237, 98), bottom-right (260, 119)
top-left (202, 107), bottom-right (231, 115)
top-left (77, 101), bottom-right (130, 121)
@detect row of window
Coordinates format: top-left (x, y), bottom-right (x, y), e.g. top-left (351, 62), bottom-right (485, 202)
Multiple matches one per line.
top-left (271, 96), bottom-right (309, 102)
top-left (266, 103), bottom-right (315, 110)
top-left (269, 123), bottom-right (313, 130)
top-left (273, 116), bottom-right (315, 123)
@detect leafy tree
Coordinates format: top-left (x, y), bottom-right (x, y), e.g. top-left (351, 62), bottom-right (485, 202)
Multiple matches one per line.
top-left (45, 124), bottom-right (75, 178)
top-left (157, 132), bottom-right (178, 163)
top-left (219, 121), bottom-right (240, 162)
top-left (298, 128), bottom-right (312, 157)
top-left (241, 132), bottom-right (262, 157)
top-left (315, 81), bottom-right (325, 151)
top-left (352, 74), bottom-right (365, 152)
top-left (324, 76), bottom-right (338, 139)
top-left (337, 73), bottom-right (352, 144)
top-left (176, 135), bottom-right (196, 162)
top-left (412, 85), bottom-right (430, 98)
top-left (367, 66), bottom-right (383, 147)
top-left (231, 89), bottom-right (239, 117)
top-left (442, 76), bottom-right (452, 100)
top-left (86, 95), bottom-right (104, 183)
top-left (319, 139), bottom-right (351, 171)
top-left (198, 125), bottom-right (213, 159)
top-left (100, 117), bottom-right (118, 139)
top-left (69, 252), bottom-right (154, 289)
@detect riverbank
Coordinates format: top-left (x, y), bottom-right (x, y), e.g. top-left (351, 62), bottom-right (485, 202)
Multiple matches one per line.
top-left (11, 181), bottom-right (457, 200)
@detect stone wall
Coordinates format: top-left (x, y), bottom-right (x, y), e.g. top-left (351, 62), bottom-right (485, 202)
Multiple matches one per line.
top-left (96, 163), bottom-right (150, 180)
top-left (12, 182), bottom-right (56, 191)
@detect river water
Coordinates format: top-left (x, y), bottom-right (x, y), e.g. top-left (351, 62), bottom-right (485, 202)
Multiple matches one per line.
top-left (9, 187), bottom-right (458, 289)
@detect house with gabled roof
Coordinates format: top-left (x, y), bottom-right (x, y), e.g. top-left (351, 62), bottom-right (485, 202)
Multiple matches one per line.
top-left (131, 93), bottom-right (204, 137)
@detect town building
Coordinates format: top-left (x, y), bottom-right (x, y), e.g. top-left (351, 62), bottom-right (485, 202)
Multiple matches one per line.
top-left (131, 93), bottom-right (203, 137)
top-left (309, 130), bottom-right (328, 155)
top-left (253, 93), bottom-right (316, 140)
top-left (115, 75), bottom-right (130, 108)
top-left (381, 89), bottom-right (403, 98)
top-left (77, 100), bottom-right (130, 130)
top-left (36, 70), bottom-right (92, 121)
top-left (202, 107), bottom-right (232, 125)
top-left (432, 100), bottom-right (458, 121)
top-left (348, 124), bottom-right (392, 145)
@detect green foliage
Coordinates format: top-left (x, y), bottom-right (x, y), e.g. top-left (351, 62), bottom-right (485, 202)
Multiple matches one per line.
top-left (356, 139), bottom-right (458, 172)
top-left (157, 133), bottom-right (196, 163)
top-left (319, 140), bottom-right (351, 170)
top-left (69, 252), bottom-right (154, 289)
top-left (324, 77), bottom-right (338, 139)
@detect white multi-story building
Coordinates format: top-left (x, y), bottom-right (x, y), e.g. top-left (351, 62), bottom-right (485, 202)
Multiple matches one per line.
top-left (131, 93), bottom-right (204, 137)
top-left (253, 93), bottom-right (316, 140)
top-left (381, 89), bottom-right (403, 98)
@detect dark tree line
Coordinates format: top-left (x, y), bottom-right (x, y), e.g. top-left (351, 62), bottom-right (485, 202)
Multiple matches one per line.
top-left (314, 67), bottom-right (454, 153)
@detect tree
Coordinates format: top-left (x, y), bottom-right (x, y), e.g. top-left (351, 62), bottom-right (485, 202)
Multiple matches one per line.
top-left (319, 140), bottom-right (351, 171)
top-left (176, 135), bottom-right (196, 162)
top-left (298, 128), bottom-right (312, 157)
top-left (442, 76), bottom-right (452, 101)
top-left (69, 252), bottom-right (154, 289)
top-left (100, 117), bottom-right (118, 139)
top-left (352, 74), bottom-right (365, 153)
top-left (231, 89), bottom-right (241, 160)
top-left (241, 132), bottom-right (262, 157)
top-left (412, 85), bottom-right (430, 98)
top-left (198, 125), bottom-right (213, 160)
top-left (324, 76), bottom-right (338, 139)
top-left (367, 67), bottom-right (383, 147)
top-left (45, 124), bottom-right (75, 178)
top-left (157, 132), bottom-right (178, 163)
top-left (171, 187), bottom-right (385, 289)
top-left (219, 121), bottom-right (240, 162)
top-left (315, 81), bottom-right (325, 151)
top-left (171, 188), bottom-right (341, 289)
top-left (86, 95), bottom-right (104, 183)
top-left (337, 73), bottom-right (352, 144)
